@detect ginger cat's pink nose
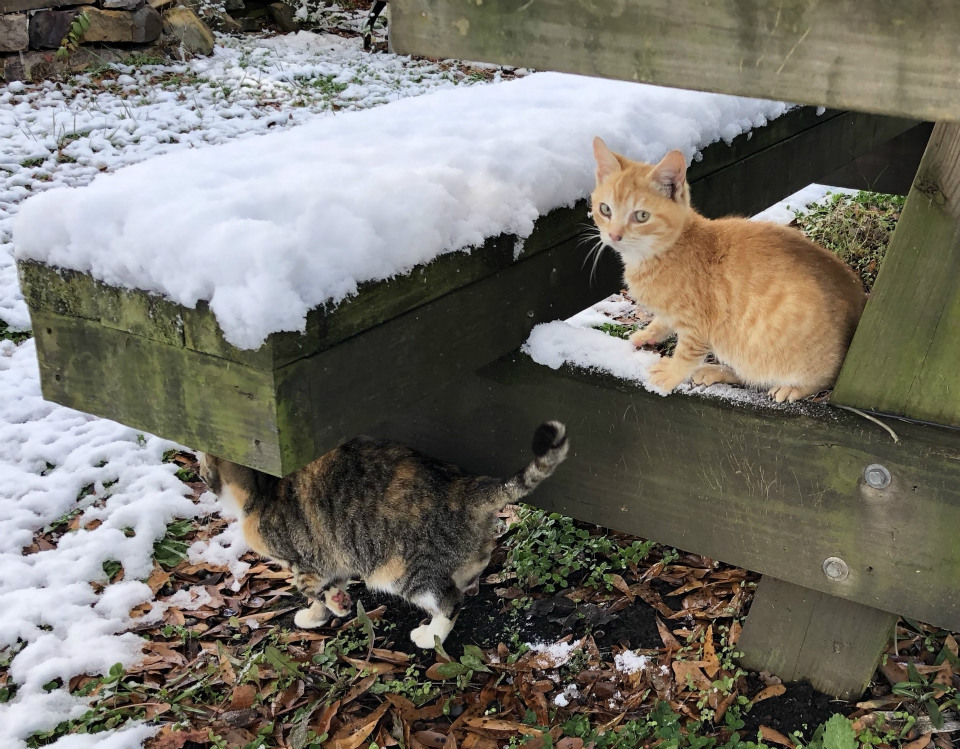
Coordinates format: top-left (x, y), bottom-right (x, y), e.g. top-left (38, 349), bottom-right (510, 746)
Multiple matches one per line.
top-left (609, 232), bottom-right (623, 242)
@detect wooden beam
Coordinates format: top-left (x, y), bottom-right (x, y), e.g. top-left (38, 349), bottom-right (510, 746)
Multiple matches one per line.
top-left (738, 577), bottom-right (897, 699)
top-left (833, 122), bottom-right (960, 426)
top-left (390, 0), bottom-right (960, 122)
top-left (375, 355), bottom-right (960, 632)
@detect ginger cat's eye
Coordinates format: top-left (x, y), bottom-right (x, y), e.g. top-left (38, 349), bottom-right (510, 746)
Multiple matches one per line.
top-left (598, 203), bottom-right (612, 218)
top-left (633, 210), bottom-right (650, 223)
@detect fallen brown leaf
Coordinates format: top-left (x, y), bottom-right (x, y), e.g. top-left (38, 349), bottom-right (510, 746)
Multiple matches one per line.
top-left (656, 617), bottom-right (681, 650)
top-left (751, 684), bottom-right (787, 704)
top-left (328, 701), bottom-right (390, 749)
top-left (903, 732), bottom-right (934, 749)
top-left (759, 726), bottom-right (796, 748)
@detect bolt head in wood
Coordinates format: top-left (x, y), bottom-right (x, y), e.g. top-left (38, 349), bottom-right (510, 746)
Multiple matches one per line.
top-left (864, 464), bottom-right (892, 489)
top-left (823, 557), bottom-right (850, 581)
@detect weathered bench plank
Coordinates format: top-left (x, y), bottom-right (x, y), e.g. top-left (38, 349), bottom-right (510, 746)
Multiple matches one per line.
top-left (390, 0), bottom-right (960, 122)
top-left (377, 356), bottom-right (960, 633)
top-left (20, 109), bottom-right (916, 475)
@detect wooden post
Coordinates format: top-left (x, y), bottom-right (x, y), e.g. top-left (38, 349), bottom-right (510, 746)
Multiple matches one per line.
top-left (738, 578), bottom-right (897, 699)
top-left (741, 122), bottom-right (960, 696)
top-left (833, 122), bottom-right (960, 426)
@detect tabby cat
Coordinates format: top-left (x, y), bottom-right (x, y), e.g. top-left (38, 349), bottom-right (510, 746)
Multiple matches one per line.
top-left (199, 422), bottom-right (568, 648)
top-left (590, 138), bottom-right (866, 402)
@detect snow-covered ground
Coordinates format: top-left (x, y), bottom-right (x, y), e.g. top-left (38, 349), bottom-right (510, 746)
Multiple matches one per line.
top-left (0, 27), bottom-right (846, 749)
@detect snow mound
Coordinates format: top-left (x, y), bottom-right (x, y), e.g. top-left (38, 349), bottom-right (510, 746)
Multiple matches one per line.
top-left (14, 73), bottom-right (788, 349)
top-left (0, 339), bottom-right (197, 747)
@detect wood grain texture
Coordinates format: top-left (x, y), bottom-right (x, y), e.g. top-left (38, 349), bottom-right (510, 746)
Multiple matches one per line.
top-left (376, 356), bottom-right (960, 631)
top-left (390, 0), bottom-right (960, 121)
top-left (833, 122), bottom-right (960, 425)
top-left (738, 577), bottom-right (897, 698)
top-left (31, 308), bottom-right (280, 471)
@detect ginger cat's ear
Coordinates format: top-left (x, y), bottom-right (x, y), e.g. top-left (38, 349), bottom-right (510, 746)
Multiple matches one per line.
top-left (593, 137), bottom-right (623, 184)
top-left (651, 150), bottom-right (688, 201)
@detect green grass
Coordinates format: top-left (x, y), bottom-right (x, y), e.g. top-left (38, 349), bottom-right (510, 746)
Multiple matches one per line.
top-left (794, 190), bottom-right (904, 292)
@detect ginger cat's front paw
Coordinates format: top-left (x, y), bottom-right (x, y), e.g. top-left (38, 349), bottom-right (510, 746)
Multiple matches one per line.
top-left (691, 364), bottom-right (741, 388)
top-left (647, 359), bottom-right (688, 393)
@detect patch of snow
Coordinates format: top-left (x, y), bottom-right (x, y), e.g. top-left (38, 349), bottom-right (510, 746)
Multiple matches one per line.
top-left (751, 183), bottom-right (856, 225)
top-left (553, 684), bottom-right (579, 707)
top-left (0, 340), bottom-right (197, 748)
top-left (614, 650), bottom-right (649, 675)
top-left (526, 638), bottom-right (581, 668)
top-left (0, 31), bottom-right (498, 335)
top-left (14, 73), bottom-right (788, 348)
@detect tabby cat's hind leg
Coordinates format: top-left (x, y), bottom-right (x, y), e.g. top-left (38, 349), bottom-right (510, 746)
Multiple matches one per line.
top-left (291, 567), bottom-right (350, 629)
top-left (409, 578), bottom-right (464, 649)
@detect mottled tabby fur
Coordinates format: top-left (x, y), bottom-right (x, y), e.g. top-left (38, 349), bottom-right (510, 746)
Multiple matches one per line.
top-left (590, 138), bottom-right (866, 402)
top-left (199, 422), bottom-right (568, 648)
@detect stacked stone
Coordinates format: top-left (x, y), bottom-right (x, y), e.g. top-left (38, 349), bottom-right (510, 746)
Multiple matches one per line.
top-left (1, 0), bottom-right (216, 81)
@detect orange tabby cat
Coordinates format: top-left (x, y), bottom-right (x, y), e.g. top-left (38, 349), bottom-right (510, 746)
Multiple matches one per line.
top-left (590, 138), bottom-right (866, 403)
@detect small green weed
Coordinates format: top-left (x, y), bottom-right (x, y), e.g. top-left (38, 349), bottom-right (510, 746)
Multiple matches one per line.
top-left (890, 660), bottom-right (959, 729)
top-left (428, 642), bottom-right (491, 689)
top-left (794, 190), bottom-right (903, 292)
top-left (369, 664), bottom-right (440, 706)
top-left (503, 506), bottom-right (654, 593)
top-left (152, 519), bottom-right (195, 569)
top-left (55, 11), bottom-right (91, 61)
top-left (593, 321), bottom-right (639, 340)
top-left (0, 320), bottom-right (31, 344)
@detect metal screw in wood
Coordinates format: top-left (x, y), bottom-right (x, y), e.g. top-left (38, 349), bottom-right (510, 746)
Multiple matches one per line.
top-left (822, 557), bottom-right (850, 581)
top-left (864, 464), bottom-right (892, 489)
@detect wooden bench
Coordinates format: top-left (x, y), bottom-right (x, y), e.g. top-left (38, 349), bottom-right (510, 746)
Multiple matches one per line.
top-left (17, 42), bottom-right (949, 697)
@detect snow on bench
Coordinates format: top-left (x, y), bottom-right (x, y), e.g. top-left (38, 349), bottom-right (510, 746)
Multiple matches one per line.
top-left (14, 73), bottom-right (787, 349)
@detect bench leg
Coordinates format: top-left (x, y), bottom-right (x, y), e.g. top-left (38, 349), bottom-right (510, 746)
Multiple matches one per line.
top-left (738, 576), bottom-right (898, 699)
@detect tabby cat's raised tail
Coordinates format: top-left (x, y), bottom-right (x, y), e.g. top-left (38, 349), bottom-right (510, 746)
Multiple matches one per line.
top-left (501, 421), bottom-right (569, 504)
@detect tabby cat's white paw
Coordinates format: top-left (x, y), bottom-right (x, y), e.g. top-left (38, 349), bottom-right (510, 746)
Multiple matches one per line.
top-left (410, 615), bottom-right (454, 649)
top-left (294, 602), bottom-right (330, 629)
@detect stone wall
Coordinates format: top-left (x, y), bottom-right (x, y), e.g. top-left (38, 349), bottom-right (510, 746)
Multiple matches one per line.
top-left (0, 0), bottom-right (219, 81)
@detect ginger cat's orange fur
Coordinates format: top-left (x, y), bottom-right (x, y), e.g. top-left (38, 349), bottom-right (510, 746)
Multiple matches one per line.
top-left (590, 138), bottom-right (866, 402)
